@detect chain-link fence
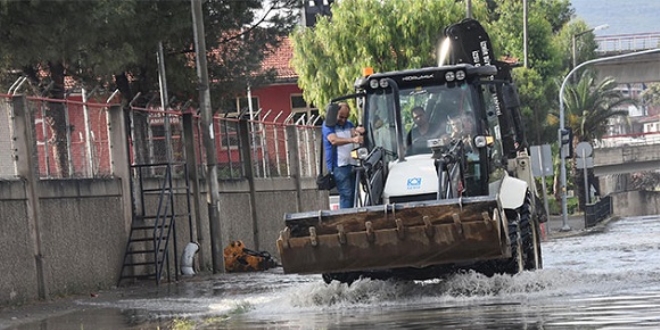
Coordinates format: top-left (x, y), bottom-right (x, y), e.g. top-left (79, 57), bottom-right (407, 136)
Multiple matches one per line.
top-left (1, 94), bottom-right (114, 179)
top-left (129, 108), bottom-right (322, 181)
top-left (2, 93), bottom-right (322, 181)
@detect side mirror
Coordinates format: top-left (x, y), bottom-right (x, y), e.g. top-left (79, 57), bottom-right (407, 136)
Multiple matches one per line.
top-left (324, 103), bottom-right (339, 127)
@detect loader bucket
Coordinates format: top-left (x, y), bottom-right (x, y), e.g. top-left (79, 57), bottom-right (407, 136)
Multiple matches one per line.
top-left (276, 196), bottom-right (509, 275)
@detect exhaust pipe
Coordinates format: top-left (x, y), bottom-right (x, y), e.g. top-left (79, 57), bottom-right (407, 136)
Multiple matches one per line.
top-left (181, 242), bottom-right (200, 275)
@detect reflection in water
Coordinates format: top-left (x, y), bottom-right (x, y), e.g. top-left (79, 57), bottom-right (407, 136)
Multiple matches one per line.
top-left (8, 216), bottom-right (660, 329)
top-left (9, 308), bottom-right (171, 330)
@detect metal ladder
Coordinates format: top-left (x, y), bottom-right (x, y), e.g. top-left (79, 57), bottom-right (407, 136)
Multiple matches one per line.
top-left (117, 163), bottom-right (192, 286)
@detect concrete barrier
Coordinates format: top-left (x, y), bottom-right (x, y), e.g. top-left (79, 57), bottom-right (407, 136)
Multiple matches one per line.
top-left (611, 190), bottom-right (660, 217)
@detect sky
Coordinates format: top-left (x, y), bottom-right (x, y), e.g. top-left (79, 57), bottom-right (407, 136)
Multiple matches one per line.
top-left (571, 0), bottom-right (660, 36)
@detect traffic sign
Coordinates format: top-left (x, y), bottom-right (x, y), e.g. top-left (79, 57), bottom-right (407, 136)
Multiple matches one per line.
top-left (530, 144), bottom-right (553, 177)
top-left (576, 142), bottom-right (593, 158)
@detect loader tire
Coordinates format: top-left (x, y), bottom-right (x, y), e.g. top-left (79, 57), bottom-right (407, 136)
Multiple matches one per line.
top-left (501, 210), bottom-right (525, 275)
top-left (322, 272), bottom-right (360, 285)
top-left (519, 193), bottom-right (543, 270)
top-left (470, 208), bottom-right (523, 277)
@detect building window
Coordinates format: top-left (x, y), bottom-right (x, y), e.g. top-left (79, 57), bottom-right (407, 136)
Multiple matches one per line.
top-left (219, 122), bottom-right (239, 150)
top-left (216, 96), bottom-right (259, 150)
top-left (290, 94), bottom-right (320, 125)
top-left (220, 96), bottom-right (260, 118)
top-left (237, 97), bottom-right (260, 117)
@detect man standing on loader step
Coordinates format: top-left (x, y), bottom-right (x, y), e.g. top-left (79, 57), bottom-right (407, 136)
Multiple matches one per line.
top-left (322, 102), bottom-right (364, 209)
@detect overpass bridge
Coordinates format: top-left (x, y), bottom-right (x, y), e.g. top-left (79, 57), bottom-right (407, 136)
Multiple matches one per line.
top-left (580, 36), bottom-right (660, 195)
top-left (593, 33), bottom-right (660, 84)
top-left (593, 132), bottom-right (660, 196)
top-left (594, 132), bottom-right (660, 176)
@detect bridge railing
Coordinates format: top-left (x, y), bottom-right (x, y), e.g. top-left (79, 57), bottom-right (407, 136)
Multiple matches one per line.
top-left (596, 33), bottom-right (660, 53)
top-left (594, 131), bottom-right (660, 148)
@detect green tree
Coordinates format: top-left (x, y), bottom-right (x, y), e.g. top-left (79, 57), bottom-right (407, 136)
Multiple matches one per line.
top-left (487, 0), bottom-right (574, 146)
top-left (0, 1), bottom-right (105, 176)
top-left (290, 0), bottom-right (489, 112)
top-left (0, 0), bottom-right (299, 168)
top-left (489, 0), bottom-right (566, 79)
top-left (561, 70), bottom-right (633, 142)
top-left (291, 0), bottom-right (576, 148)
top-left (640, 82), bottom-right (660, 108)
top-left (553, 19), bottom-right (600, 77)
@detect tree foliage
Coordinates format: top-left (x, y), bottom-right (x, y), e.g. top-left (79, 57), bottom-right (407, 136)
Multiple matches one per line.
top-left (291, 0), bottom-right (585, 148)
top-left (290, 0), bottom-right (488, 112)
top-left (640, 82), bottom-right (660, 107)
top-left (487, 0), bottom-right (574, 145)
top-left (559, 70), bottom-right (634, 142)
top-left (0, 0), bottom-right (299, 108)
top-left (0, 0), bottom-right (299, 170)
top-left (557, 70), bottom-right (635, 210)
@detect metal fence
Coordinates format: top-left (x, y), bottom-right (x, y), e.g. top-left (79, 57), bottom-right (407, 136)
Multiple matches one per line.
top-left (0, 94), bottom-right (114, 179)
top-left (188, 111), bottom-right (321, 180)
top-left (594, 132), bottom-right (660, 148)
top-left (1, 93), bottom-right (322, 181)
top-left (585, 195), bottom-right (612, 228)
top-left (596, 33), bottom-right (660, 53)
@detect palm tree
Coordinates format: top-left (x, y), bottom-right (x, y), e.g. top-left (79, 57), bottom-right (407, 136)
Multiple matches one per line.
top-left (564, 70), bottom-right (634, 141)
top-left (555, 69), bottom-right (635, 211)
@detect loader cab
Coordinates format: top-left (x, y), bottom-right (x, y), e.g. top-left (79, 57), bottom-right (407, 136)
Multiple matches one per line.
top-left (365, 84), bottom-right (473, 157)
top-left (357, 65), bottom-right (507, 196)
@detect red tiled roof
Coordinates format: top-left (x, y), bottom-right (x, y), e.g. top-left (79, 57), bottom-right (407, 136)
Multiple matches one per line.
top-left (262, 38), bottom-right (297, 80)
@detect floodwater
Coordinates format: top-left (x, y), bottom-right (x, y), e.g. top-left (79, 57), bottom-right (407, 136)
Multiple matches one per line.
top-left (5, 215), bottom-right (660, 330)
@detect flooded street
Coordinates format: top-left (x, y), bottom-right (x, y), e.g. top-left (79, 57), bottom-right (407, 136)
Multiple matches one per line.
top-left (4, 215), bottom-right (660, 329)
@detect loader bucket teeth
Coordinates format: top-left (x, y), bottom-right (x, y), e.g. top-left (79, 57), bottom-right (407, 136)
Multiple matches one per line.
top-left (277, 196), bottom-right (507, 275)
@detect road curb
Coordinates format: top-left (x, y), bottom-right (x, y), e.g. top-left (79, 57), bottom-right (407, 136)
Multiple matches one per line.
top-left (546, 215), bottom-right (620, 240)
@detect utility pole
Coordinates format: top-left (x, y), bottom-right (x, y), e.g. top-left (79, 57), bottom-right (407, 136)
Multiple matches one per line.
top-left (191, 0), bottom-right (224, 273)
top-left (523, 0), bottom-right (528, 68)
top-left (157, 41), bottom-right (173, 163)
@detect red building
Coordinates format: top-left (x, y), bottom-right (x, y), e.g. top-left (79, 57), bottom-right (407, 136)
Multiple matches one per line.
top-left (251, 38), bottom-right (318, 125)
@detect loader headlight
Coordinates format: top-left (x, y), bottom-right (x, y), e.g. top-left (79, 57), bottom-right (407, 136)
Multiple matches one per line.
top-left (379, 78), bottom-right (389, 88)
top-left (455, 70), bottom-right (466, 81)
top-left (445, 71), bottom-right (455, 82)
top-left (370, 79), bottom-right (380, 89)
top-left (474, 135), bottom-right (494, 148)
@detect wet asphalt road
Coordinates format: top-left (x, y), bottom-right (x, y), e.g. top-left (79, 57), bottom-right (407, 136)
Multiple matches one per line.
top-left (2, 215), bottom-right (660, 330)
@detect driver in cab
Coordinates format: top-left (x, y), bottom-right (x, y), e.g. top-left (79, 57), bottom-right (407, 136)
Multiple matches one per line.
top-left (406, 106), bottom-right (442, 155)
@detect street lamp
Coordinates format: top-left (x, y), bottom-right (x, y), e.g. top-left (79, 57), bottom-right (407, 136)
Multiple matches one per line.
top-left (572, 24), bottom-right (609, 70)
top-left (558, 48), bottom-right (660, 231)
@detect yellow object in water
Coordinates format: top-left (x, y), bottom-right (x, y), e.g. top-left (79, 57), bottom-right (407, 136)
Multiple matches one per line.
top-left (223, 240), bottom-right (278, 272)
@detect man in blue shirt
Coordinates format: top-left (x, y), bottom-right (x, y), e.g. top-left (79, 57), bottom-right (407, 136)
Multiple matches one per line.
top-left (322, 102), bottom-right (364, 208)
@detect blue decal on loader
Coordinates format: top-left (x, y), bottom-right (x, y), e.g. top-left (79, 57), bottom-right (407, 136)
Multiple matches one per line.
top-left (407, 177), bottom-right (422, 190)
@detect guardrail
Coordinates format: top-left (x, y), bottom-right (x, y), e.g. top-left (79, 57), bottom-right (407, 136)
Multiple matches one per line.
top-left (596, 33), bottom-right (660, 53)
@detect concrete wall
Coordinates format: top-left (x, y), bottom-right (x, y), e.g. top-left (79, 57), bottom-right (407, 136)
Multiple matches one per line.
top-left (0, 175), bottom-right (326, 306)
top-left (0, 95), bottom-right (330, 307)
top-left (0, 179), bottom-right (124, 305)
top-left (611, 190), bottom-right (660, 217)
top-left (39, 180), bottom-right (125, 297)
top-left (0, 98), bottom-right (16, 178)
top-left (0, 181), bottom-right (39, 304)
